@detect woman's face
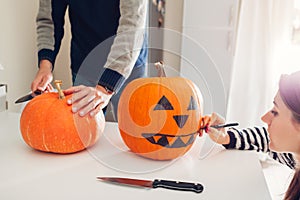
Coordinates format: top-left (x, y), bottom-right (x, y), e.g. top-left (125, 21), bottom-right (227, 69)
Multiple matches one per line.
top-left (261, 92), bottom-right (300, 153)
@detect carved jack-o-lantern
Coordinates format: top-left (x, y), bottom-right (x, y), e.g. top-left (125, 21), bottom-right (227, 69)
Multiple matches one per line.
top-left (118, 77), bottom-right (203, 160)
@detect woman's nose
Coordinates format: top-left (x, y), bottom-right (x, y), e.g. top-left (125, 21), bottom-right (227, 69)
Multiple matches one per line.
top-left (261, 112), bottom-right (271, 125)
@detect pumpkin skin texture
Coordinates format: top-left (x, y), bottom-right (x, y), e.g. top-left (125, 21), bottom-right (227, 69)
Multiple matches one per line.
top-left (20, 92), bottom-right (105, 154)
top-left (118, 77), bottom-right (203, 160)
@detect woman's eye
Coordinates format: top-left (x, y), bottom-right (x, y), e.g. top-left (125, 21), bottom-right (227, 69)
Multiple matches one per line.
top-left (271, 110), bottom-right (278, 116)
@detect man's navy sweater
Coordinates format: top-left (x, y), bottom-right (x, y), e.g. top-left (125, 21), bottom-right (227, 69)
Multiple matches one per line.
top-left (37, 0), bottom-right (147, 92)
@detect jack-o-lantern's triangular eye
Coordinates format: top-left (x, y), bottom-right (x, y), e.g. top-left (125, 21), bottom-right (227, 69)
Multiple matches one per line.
top-left (187, 96), bottom-right (198, 110)
top-left (154, 95), bottom-right (174, 110)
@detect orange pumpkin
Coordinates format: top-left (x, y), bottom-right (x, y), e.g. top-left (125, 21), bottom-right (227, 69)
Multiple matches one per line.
top-left (118, 77), bottom-right (203, 160)
top-left (20, 81), bottom-right (105, 154)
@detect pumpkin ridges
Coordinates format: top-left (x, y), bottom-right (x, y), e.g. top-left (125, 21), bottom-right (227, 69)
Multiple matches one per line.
top-left (73, 113), bottom-right (93, 148)
top-left (72, 106), bottom-right (104, 149)
top-left (44, 98), bottom-right (83, 153)
top-left (81, 117), bottom-right (93, 147)
top-left (186, 79), bottom-right (203, 128)
top-left (42, 132), bottom-right (50, 152)
top-left (83, 113), bottom-right (104, 146)
top-left (42, 94), bottom-right (63, 152)
top-left (20, 93), bottom-right (57, 151)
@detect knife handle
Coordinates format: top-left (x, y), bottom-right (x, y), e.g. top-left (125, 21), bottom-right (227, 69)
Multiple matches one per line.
top-left (152, 179), bottom-right (204, 193)
top-left (34, 90), bottom-right (42, 95)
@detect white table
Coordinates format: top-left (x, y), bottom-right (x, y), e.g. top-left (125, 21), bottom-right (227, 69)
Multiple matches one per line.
top-left (0, 111), bottom-right (290, 199)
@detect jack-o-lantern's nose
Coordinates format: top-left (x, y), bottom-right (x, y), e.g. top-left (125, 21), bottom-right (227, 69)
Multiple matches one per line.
top-left (173, 115), bottom-right (188, 128)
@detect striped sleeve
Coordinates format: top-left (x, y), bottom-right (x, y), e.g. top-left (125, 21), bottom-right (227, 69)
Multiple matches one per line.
top-left (223, 126), bottom-right (296, 169)
top-left (269, 151), bottom-right (296, 169)
top-left (223, 127), bottom-right (269, 152)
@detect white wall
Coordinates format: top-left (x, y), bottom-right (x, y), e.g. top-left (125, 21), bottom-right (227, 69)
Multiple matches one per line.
top-left (183, 0), bottom-right (240, 117)
top-left (0, 1), bottom-right (38, 112)
top-left (0, 1), bottom-right (71, 113)
top-left (162, 0), bottom-right (240, 117)
top-left (163, 0), bottom-right (184, 74)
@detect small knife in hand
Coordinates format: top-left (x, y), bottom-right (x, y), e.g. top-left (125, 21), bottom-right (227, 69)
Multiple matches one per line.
top-left (97, 177), bottom-right (204, 193)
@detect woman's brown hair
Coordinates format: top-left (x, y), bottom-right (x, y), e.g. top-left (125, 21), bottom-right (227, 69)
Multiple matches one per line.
top-left (284, 169), bottom-right (300, 200)
top-left (279, 71), bottom-right (300, 199)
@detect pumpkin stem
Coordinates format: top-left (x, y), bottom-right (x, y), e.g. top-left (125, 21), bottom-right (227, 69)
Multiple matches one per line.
top-left (154, 61), bottom-right (166, 77)
top-left (54, 80), bottom-right (65, 99)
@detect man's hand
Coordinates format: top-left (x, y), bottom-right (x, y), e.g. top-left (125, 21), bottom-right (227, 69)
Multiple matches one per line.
top-left (64, 85), bottom-right (113, 117)
top-left (31, 60), bottom-right (53, 92)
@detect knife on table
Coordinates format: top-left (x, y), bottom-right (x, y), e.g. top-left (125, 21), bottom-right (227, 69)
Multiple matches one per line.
top-left (15, 90), bottom-right (42, 104)
top-left (97, 177), bottom-right (204, 193)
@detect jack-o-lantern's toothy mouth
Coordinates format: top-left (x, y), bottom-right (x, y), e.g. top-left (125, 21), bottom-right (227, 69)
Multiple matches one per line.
top-left (141, 132), bottom-right (197, 148)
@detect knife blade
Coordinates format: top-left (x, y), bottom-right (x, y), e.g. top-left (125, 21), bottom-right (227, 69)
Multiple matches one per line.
top-left (97, 177), bottom-right (204, 193)
top-left (15, 90), bottom-right (42, 104)
top-left (199, 122), bottom-right (239, 130)
top-left (211, 123), bottom-right (239, 129)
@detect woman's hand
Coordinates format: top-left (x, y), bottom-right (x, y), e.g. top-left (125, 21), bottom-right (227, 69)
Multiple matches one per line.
top-left (31, 60), bottom-right (54, 92)
top-left (206, 112), bottom-right (230, 145)
top-left (64, 85), bottom-right (113, 117)
top-left (198, 115), bottom-right (211, 136)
